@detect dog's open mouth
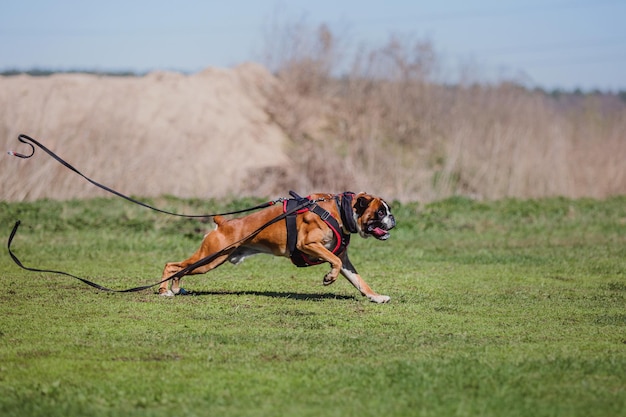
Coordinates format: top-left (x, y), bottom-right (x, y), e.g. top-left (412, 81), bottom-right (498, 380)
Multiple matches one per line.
top-left (367, 224), bottom-right (391, 240)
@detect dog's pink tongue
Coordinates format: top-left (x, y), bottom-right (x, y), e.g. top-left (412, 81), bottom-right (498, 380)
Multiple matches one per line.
top-left (372, 227), bottom-right (387, 237)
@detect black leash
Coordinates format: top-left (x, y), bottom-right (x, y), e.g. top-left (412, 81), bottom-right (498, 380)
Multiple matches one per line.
top-left (7, 192), bottom-right (321, 293)
top-left (5, 133), bottom-right (322, 293)
top-left (7, 134), bottom-right (278, 218)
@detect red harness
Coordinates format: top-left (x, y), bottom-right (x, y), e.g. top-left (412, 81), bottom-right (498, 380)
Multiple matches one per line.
top-left (283, 197), bottom-right (351, 267)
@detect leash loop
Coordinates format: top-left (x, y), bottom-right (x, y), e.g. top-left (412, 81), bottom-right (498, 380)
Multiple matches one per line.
top-left (7, 135), bottom-right (35, 158)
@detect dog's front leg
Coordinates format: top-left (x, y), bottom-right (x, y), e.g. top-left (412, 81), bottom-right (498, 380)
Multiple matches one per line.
top-left (340, 253), bottom-right (390, 303)
top-left (300, 241), bottom-right (343, 285)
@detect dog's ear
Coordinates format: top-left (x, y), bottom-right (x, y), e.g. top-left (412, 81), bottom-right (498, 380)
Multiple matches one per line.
top-left (355, 196), bottom-right (372, 217)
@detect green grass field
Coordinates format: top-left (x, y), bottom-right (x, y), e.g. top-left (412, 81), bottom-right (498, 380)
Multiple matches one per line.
top-left (1, 196), bottom-right (625, 417)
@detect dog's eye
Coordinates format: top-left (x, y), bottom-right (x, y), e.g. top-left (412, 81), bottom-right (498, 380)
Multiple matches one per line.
top-left (377, 209), bottom-right (386, 218)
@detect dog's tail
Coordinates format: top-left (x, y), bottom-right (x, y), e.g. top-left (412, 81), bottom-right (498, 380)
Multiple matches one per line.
top-left (213, 215), bottom-right (227, 227)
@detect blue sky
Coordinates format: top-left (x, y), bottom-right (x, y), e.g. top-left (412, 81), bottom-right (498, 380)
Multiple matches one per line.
top-left (1, 0), bottom-right (625, 91)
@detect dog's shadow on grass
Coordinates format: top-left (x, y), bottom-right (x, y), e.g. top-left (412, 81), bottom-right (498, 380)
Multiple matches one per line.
top-left (187, 290), bottom-right (356, 301)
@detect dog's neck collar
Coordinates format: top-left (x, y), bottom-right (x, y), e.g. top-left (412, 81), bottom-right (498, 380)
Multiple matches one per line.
top-left (336, 192), bottom-right (359, 234)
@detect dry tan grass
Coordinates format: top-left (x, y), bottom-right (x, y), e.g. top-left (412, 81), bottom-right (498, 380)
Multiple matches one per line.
top-left (1, 25), bottom-right (624, 203)
top-left (263, 25), bottom-right (626, 202)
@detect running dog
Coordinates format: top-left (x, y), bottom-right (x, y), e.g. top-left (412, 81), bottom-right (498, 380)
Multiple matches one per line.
top-left (160, 192), bottom-right (396, 303)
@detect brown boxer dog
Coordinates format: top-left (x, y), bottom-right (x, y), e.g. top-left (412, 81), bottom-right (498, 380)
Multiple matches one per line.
top-left (159, 192), bottom-right (396, 303)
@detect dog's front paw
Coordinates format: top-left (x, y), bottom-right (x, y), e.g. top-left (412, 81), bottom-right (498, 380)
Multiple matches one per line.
top-left (159, 289), bottom-right (175, 297)
top-left (323, 272), bottom-right (338, 286)
top-left (368, 294), bottom-right (391, 303)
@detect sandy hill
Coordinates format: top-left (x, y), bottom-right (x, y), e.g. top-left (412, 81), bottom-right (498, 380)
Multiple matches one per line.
top-left (1, 64), bottom-right (290, 201)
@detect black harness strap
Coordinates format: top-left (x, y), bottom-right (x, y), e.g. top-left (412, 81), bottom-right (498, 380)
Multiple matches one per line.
top-left (337, 192), bottom-right (359, 234)
top-left (285, 201), bottom-right (298, 262)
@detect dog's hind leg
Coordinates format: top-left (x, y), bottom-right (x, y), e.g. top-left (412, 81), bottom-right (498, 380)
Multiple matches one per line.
top-left (160, 250), bottom-right (232, 296)
top-left (159, 227), bottom-right (234, 296)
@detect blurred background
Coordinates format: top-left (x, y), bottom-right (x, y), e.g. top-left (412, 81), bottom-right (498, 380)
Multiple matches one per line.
top-left (2, 0), bottom-right (625, 202)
